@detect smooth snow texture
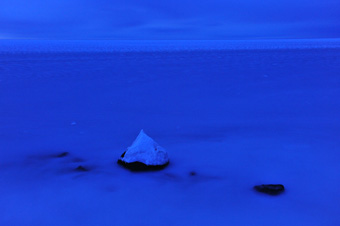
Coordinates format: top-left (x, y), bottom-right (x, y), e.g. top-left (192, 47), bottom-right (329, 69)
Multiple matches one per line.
top-left (120, 130), bottom-right (169, 165)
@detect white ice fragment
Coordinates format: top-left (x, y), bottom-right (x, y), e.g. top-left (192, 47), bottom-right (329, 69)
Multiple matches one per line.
top-left (120, 130), bottom-right (169, 165)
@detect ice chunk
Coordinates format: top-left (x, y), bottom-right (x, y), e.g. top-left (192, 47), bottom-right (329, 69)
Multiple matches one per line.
top-left (118, 130), bottom-right (169, 171)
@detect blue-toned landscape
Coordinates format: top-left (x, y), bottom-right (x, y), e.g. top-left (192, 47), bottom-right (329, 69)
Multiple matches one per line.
top-left (1, 0), bottom-right (340, 224)
top-left (0, 40), bottom-right (339, 225)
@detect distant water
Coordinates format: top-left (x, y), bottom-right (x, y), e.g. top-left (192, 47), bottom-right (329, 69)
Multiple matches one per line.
top-left (0, 39), bottom-right (339, 158)
top-left (0, 39), bottom-right (340, 53)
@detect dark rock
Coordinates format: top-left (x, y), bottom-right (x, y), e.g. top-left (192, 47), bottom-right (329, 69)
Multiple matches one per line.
top-left (117, 159), bottom-right (169, 172)
top-left (75, 165), bottom-right (89, 172)
top-left (190, 171), bottom-right (196, 176)
top-left (56, 152), bottom-right (69, 158)
top-left (254, 184), bottom-right (285, 195)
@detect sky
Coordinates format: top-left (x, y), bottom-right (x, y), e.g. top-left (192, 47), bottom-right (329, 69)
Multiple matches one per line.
top-left (0, 0), bottom-right (339, 39)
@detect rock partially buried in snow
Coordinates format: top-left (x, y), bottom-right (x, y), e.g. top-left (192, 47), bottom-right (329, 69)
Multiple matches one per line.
top-left (56, 152), bottom-right (69, 158)
top-left (74, 165), bottom-right (89, 172)
top-left (117, 130), bottom-right (169, 171)
top-left (254, 184), bottom-right (285, 195)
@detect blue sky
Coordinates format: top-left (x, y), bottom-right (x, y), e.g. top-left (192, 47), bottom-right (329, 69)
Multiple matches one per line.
top-left (0, 0), bottom-right (339, 39)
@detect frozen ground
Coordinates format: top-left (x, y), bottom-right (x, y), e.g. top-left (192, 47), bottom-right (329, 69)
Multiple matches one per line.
top-left (0, 40), bottom-right (339, 225)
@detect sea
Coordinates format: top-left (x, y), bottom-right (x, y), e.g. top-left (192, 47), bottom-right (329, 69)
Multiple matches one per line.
top-left (0, 39), bottom-right (339, 225)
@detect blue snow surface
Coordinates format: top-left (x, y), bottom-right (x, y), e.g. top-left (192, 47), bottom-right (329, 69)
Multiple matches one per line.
top-left (0, 39), bottom-right (339, 226)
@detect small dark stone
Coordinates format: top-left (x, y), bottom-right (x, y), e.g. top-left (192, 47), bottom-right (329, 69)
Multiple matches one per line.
top-left (56, 152), bottom-right (69, 158)
top-left (75, 165), bottom-right (88, 172)
top-left (117, 159), bottom-right (169, 172)
top-left (190, 171), bottom-right (196, 176)
top-left (254, 184), bottom-right (285, 195)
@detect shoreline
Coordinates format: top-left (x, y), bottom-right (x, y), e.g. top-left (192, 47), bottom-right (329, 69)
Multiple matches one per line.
top-left (0, 39), bottom-right (340, 53)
